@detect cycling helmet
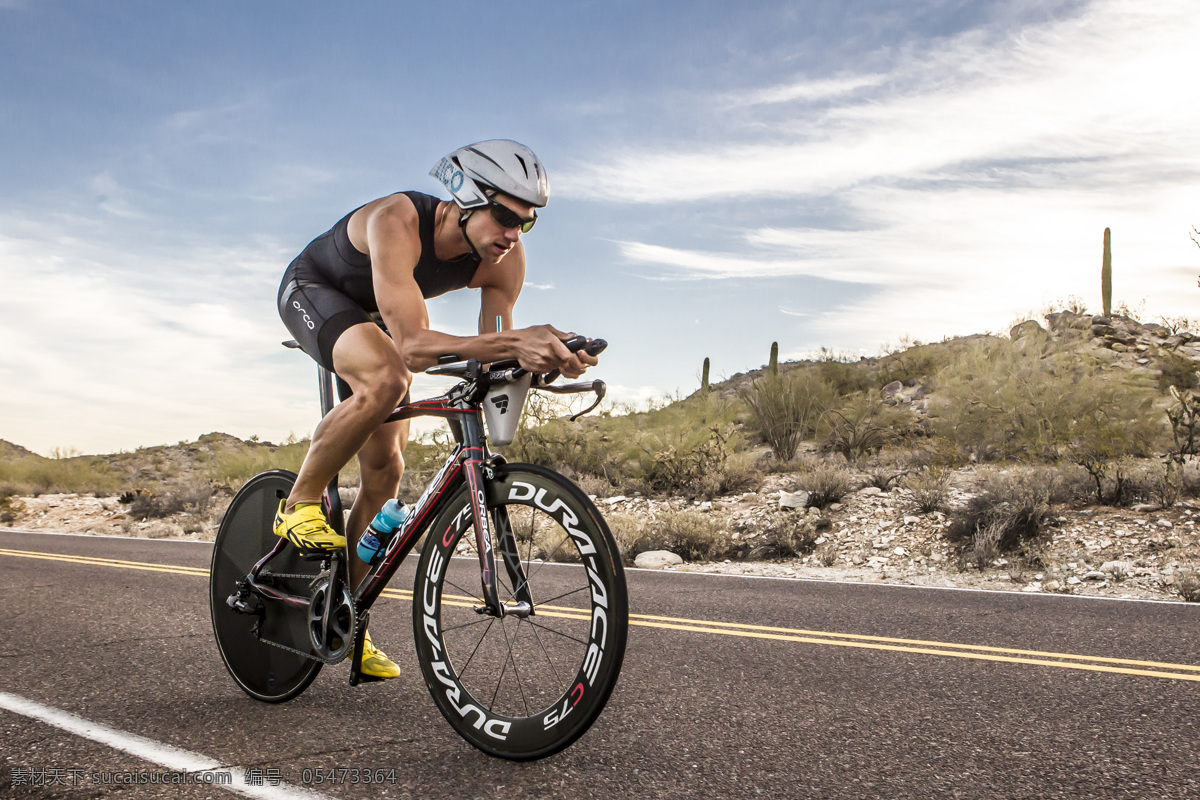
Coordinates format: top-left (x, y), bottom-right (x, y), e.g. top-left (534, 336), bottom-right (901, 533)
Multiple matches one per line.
top-left (430, 140), bottom-right (550, 210)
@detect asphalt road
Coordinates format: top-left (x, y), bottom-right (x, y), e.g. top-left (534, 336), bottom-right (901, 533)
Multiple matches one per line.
top-left (1, 527), bottom-right (1199, 799)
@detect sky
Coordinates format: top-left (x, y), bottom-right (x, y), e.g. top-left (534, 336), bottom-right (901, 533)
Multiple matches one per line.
top-left (2, 0), bottom-right (1199, 455)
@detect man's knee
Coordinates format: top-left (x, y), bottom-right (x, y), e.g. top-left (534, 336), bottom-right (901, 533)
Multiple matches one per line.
top-left (357, 363), bottom-right (410, 416)
top-left (360, 450), bottom-right (404, 494)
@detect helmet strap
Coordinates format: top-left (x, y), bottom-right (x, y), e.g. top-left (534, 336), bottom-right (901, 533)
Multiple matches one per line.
top-left (458, 208), bottom-right (482, 261)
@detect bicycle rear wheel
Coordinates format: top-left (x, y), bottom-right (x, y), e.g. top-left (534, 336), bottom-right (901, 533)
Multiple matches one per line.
top-left (209, 470), bottom-right (323, 702)
top-left (412, 463), bottom-right (628, 760)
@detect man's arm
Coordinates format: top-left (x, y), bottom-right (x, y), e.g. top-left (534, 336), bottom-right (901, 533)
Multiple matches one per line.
top-left (366, 201), bottom-right (579, 374)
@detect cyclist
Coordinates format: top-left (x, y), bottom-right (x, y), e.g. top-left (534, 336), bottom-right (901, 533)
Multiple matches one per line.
top-left (274, 140), bottom-right (597, 678)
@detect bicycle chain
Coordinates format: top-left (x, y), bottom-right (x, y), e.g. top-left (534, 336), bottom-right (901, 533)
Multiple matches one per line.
top-left (250, 573), bottom-right (358, 666)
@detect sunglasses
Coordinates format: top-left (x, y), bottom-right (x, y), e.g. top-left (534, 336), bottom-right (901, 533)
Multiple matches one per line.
top-left (487, 197), bottom-right (538, 233)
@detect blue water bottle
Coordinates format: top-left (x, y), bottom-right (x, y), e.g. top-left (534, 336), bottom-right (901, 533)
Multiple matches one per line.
top-left (357, 499), bottom-right (408, 564)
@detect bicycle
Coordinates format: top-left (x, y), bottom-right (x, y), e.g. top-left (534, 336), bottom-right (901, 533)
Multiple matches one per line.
top-left (209, 335), bottom-right (627, 761)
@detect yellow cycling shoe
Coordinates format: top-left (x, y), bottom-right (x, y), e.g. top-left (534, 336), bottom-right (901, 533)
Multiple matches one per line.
top-left (273, 500), bottom-right (346, 553)
top-left (361, 630), bottom-right (401, 679)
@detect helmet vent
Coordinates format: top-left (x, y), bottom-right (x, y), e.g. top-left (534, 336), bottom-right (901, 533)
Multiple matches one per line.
top-left (514, 154), bottom-right (529, 178)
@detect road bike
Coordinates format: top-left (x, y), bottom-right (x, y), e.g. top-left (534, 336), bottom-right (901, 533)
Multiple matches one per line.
top-left (209, 336), bottom-right (627, 760)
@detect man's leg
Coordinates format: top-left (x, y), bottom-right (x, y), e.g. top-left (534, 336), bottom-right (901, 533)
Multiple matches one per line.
top-left (285, 322), bottom-right (410, 513)
top-left (345, 417), bottom-right (411, 591)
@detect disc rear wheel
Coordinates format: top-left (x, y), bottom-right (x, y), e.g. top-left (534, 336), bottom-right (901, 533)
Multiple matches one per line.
top-left (209, 470), bottom-right (324, 702)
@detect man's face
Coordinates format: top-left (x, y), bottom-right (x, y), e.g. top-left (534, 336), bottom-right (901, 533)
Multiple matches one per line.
top-left (471, 193), bottom-right (537, 263)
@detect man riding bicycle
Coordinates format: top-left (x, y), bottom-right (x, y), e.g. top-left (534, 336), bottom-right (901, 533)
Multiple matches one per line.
top-left (275, 140), bottom-right (597, 679)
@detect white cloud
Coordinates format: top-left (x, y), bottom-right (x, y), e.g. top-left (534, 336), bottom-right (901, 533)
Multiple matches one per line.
top-left (560, 0), bottom-right (1200, 204)
top-left (729, 74), bottom-right (889, 107)
top-left (572, 0), bottom-right (1200, 355)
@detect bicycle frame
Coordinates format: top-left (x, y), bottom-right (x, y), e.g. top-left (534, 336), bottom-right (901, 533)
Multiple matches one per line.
top-left (242, 363), bottom-right (519, 626)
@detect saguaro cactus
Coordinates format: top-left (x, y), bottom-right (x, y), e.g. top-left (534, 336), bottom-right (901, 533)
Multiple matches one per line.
top-left (1102, 227), bottom-right (1112, 317)
top-left (701, 357), bottom-right (710, 394)
top-left (769, 342), bottom-right (779, 377)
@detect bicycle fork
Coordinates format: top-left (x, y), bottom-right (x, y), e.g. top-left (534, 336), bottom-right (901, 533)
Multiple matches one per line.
top-left (463, 451), bottom-right (534, 619)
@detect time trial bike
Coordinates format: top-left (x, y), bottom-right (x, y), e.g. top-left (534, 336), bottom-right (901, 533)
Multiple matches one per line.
top-left (208, 336), bottom-right (627, 761)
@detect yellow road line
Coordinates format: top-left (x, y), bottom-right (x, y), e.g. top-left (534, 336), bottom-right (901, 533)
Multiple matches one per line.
top-left (0, 547), bottom-right (208, 577)
top-left (5, 546), bottom-right (1199, 681)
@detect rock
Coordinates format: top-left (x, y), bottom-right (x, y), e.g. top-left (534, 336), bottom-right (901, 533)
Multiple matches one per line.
top-left (1083, 571), bottom-right (1107, 581)
top-left (859, 487), bottom-right (883, 496)
top-left (601, 496), bottom-right (628, 505)
top-left (1157, 519), bottom-right (1174, 529)
top-left (1045, 580), bottom-right (1062, 591)
top-left (893, 547), bottom-right (907, 556)
top-left (828, 503), bottom-right (843, 512)
top-left (1132, 503), bottom-right (1160, 513)
top-left (634, 550), bottom-right (683, 569)
top-left (930, 552), bottom-right (945, 563)
top-left (1021, 583), bottom-right (1042, 593)
top-left (1090, 315), bottom-right (1112, 326)
top-left (1066, 576), bottom-right (1082, 585)
top-left (903, 516), bottom-right (920, 525)
top-left (1010, 320), bottom-right (1044, 340)
top-left (779, 490), bottom-right (810, 509)
top-left (1100, 560), bottom-right (1132, 575)
top-left (698, 501), bottom-right (713, 512)
top-left (882, 380), bottom-right (903, 397)
top-left (1142, 322), bottom-right (1170, 338)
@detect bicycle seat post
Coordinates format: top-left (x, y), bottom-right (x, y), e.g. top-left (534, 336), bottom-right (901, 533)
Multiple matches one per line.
top-left (317, 365), bottom-right (345, 537)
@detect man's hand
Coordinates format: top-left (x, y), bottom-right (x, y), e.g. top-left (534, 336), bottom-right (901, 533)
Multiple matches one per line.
top-left (512, 324), bottom-right (598, 377)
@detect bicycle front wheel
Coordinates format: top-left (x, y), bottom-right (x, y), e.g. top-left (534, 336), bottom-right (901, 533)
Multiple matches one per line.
top-left (412, 463), bottom-right (628, 760)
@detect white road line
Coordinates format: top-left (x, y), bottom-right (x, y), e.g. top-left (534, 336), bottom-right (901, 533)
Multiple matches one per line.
top-left (0, 692), bottom-right (334, 800)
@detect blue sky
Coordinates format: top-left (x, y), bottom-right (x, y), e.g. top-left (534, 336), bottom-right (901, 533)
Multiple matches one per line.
top-left (2, 0), bottom-right (1198, 455)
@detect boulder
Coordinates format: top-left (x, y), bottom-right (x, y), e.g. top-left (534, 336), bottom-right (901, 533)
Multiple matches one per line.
top-left (882, 380), bottom-right (903, 397)
top-left (1009, 320), bottom-right (1044, 340)
top-left (634, 550), bottom-right (683, 569)
top-left (1142, 322), bottom-right (1170, 338)
top-left (779, 490), bottom-right (810, 509)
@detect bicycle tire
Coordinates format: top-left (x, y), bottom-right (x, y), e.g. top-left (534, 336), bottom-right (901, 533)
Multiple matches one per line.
top-left (412, 463), bottom-right (628, 760)
top-left (209, 470), bottom-right (323, 702)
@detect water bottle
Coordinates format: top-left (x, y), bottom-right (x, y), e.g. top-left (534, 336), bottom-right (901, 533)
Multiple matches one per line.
top-left (357, 499), bottom-right (408, 564)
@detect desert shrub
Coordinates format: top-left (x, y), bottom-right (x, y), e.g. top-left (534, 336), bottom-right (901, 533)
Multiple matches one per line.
top-left (930, 337), bottom-right (1162, 462)
top-left (903, 468), bottom-right (951, 513)
top-left (1176, 570), bottom-right (1200, 603)
top-left (821, 395), bottom-right (906, 461)
top-left (945, 469), bottom-right (1055, 562)
top-left (814, 352), bottom-right (874, 395)
top-left (209, 439), bottom-right (310, 488)
top-left (737, 371), bottom-right (838, 462)
top-left (878, 341), bottom-right (953, 387)
top-left (1121, 461), bottom-right (1182, 508)
top-left (608, 509), bottom-right (730, 563)
top-left (631, 425), bottom-right (760, 499)
top-left (0, 493), bottom-right (25, 524)
top-left (1157, 350), bottom-right (1199, 394)
top-left (747, 509), bottom-right (819, 560)
top-left (1166, 387), bottom-right (1200, 462)
top-left (0, 452), bottom-right (117, 494)
top-left (129, 484), bottom-right (214, 520)
top-left (863, 451), bottom-right (909, 490)
top-left (795, 464), bottom-right (856, 508)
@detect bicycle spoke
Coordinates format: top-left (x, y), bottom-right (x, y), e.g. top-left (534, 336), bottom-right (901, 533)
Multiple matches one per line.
top-left (442, 574), bottom-right (483, 604)
top-left (456, 617), bottom-right (495, 681)
top-left (536, 585), bottom-right (589, 608)
top-left (494, 618), bottom-right (529, 716)
top-left (523, 617), bottom-right (589, 647)
top-left (514, 531), bottom-right (571, 595)
top-left (527, 619), bottom-right (564, 687)
top-left (489, 621), bottom-right (514, 710)
top-left (442, 616), bottom-right (494, 634)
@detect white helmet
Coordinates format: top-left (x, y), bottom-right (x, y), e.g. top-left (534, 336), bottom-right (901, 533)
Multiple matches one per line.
top-left (430, 139), bottom-right (550, 210)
